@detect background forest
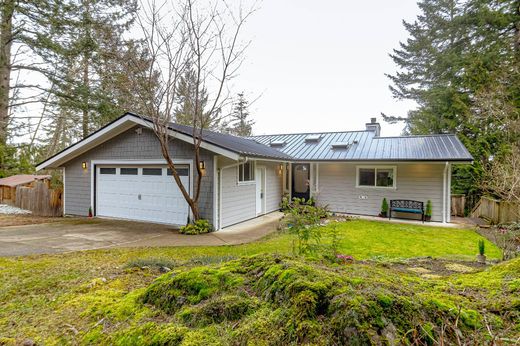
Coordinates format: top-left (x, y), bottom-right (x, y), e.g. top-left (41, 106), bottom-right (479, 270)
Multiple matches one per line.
top-left (0, 0), bottom-right (518, 212)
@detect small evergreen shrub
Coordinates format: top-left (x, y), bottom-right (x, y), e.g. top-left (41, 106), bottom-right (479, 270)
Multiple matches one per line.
top-left (478, 239), bottom-right (485, 256)
top-left (179, 219), bottom-right (213, 235)
top-left (380, 198), bottom-right (388, 216)
top-left (425, 200), bottom-right (433, 218)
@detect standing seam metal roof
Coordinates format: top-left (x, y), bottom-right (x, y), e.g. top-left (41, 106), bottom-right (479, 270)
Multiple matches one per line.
top-left (249, 131), bottom-right (473, 161)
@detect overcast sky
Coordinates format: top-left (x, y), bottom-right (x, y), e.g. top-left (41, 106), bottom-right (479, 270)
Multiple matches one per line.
top-left (231, 0), bottom-right (420, 136)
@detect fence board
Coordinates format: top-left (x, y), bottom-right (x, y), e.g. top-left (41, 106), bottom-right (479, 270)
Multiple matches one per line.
top-left (451, 194), bottom-right (465, 216)
top-left (15, 181), bottom-right (62, 216)
top-left (471, 196), bottom-right (519, 224)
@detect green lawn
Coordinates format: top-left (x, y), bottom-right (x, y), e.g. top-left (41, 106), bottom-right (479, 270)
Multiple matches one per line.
top-left (0, 219), bottom-right (503, 344)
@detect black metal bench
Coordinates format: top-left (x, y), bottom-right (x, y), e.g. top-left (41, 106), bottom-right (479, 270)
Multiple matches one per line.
top-left (389, 200), bottom-right (424, 222)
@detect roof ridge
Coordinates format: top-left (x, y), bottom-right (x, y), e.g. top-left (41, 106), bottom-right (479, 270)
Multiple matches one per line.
top-left (251, 129), bottom-right (371, 137)
top-left (375, 134), bottom-right (457, 139)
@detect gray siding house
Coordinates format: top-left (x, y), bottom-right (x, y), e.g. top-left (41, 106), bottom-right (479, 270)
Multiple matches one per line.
top-left (36, 113), bottom-right (473, 228)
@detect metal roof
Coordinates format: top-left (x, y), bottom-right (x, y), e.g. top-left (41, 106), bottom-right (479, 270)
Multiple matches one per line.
top-left (250, 131), bottom-right (473, 162)
top-left (165, 120), bottom-right (293, 160)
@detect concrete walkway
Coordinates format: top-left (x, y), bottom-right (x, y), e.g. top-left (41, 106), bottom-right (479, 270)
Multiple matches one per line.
top-left (0, 212), bottom-right (283, 257)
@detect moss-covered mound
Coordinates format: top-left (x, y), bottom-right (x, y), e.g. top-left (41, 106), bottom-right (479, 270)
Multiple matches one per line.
top-left (132, 254), bottom-right (520, 345)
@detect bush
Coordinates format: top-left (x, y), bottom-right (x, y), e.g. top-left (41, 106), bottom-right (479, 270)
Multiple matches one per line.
top-left (281, 198), bottom-right (330, 255)
top-left (425, 200), bottom-right (433, 218)
top-left (380, 198), bottom-right (388, 216)
top-left (478, 239), bottom-right (485, 256)
top-left (478, 222), bottom-right (520, 260)
top-left (179, 219), bottom-right (213, 235)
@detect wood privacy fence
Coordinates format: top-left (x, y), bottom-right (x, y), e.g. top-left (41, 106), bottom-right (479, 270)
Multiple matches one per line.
top-left (15, 181), bottom-right (63, 216)
top-left (471, 196), bottom-right (519, 224)
top-left (451, 194), bottom-right (466, 217)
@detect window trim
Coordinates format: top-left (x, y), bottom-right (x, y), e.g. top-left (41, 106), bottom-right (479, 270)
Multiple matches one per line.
top-left (237, 161), bottom-right (256, 185)
top-left (355, 165), bottom-right (397, 189)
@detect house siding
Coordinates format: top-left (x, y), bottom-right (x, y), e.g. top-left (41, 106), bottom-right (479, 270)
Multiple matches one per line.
top-left (316, 163), bottom-right (444, 221)
top-left (63, 127), bottom-right (214, 224)
top-left (219, 159), bottom-right (283, 228)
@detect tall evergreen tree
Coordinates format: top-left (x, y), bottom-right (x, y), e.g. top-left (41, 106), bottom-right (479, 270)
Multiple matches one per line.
top-left (226, 92), bottom-right (254, 136)
top-left (386, 0), bottom-right (520, 206)
top-left (173, 67), bottom-right (214, 129)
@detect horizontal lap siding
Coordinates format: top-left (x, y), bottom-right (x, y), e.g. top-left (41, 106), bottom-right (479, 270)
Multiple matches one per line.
top-left (63, 127), bottom-right (214, 224)
top-left (263, 161), bottom-right (283, 213)
top-left (219, 160), bottom-right (282, 228)
top-left (317, 163), bottom-right (444, 222)
top-left (220, 158), bottom-right (255, 227)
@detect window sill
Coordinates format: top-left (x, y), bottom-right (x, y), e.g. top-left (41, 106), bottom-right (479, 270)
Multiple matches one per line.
top-left (356, 185), bottom-right (397, 190)
top-left (237, 181), bottom-right (255, 186)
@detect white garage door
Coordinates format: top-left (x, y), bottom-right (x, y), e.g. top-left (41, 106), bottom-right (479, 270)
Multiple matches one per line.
top-left (96, 165), bottom-right (190, 225)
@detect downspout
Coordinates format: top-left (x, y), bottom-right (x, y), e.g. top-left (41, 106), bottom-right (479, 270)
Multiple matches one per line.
top-left (217, 157), bottom-right (249, 230)
top-left (442, 161), bottom-right (448, 223)
top-left (447, 163), bottom-right (452, 223)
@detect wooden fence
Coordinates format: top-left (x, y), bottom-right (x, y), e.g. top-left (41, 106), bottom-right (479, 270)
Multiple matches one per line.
top-left (470, 196), bottom-right (519, 224)
top-left (451, 194), bottom-right (466, 217)
top-left (15, 181), bottom-right (63, 217)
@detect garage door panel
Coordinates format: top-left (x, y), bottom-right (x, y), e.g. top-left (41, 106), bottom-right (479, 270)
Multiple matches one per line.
top-left (96, 165), bottom-right (190, 225)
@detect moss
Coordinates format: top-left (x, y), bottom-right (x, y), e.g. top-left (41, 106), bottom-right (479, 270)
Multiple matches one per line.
top-left (109, 322), bottom-right (187, 346)
top-left (179, 294), bottom-right (259, 326)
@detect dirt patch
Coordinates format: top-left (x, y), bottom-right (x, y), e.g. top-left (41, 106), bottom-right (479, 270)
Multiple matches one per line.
top-left (0, 214), bottom-right (62, 227)
top-left (383, 257), bottom-right (489, 277)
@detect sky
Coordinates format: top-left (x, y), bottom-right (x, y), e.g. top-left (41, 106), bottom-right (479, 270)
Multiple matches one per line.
top-left (231, 0), bottom-right (420, 136)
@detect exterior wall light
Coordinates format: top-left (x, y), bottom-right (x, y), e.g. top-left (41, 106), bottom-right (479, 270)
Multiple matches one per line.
top-left (82, 161), bottom-right (87, 170)
top-left (199, 160), bottom-right (206, 176)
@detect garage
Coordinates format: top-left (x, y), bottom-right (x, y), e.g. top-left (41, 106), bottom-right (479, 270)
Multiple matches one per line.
top-left (95, 165), bottom-right (190, 225)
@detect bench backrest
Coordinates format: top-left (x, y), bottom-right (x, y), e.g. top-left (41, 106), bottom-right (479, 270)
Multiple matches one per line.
top-left (390, 200), bottom-right (424, 210)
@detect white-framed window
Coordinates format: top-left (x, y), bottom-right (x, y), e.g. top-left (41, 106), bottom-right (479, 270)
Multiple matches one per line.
top-left (238, 161), bottom-right (255, 184)
top-left (356, 166), bottom-right (396, 189)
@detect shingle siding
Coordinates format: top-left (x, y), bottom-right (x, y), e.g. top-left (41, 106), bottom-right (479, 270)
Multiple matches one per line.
top-left (63, 127), bottom-right (214, 224)
top-left (317, 163), bottom-right (444, 221)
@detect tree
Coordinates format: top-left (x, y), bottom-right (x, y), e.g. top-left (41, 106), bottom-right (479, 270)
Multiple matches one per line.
top-left (174, 67), bottom-right (213, 129)
top-left (225, 92), bottom-right (254, 136)
top-left (385, 0), bottom-right (520, 206)
top-left (132, 0), bottom-right (254, 222)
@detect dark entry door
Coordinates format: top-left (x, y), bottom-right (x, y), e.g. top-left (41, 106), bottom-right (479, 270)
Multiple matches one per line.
top-left (292, 163), bottom-right (310, 201)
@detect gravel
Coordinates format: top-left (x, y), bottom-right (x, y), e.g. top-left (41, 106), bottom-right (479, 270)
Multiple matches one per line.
top-left (0, 204), bottom-right (32, 215)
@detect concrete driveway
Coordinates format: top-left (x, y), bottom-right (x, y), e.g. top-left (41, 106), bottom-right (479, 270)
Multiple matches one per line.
top-left (0, 213), bottom-right (282, 257)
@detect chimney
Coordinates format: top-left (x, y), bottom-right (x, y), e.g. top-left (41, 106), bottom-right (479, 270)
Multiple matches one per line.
top-left (365, 117), bottom-right (381, 136)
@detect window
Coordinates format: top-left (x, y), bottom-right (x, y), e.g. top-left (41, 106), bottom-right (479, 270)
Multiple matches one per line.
top-left (100, 167), bottom-right (116, 175)
top-left (167, 166), bottom-right (189, 176)
top-left (238, 162), bottom-right (255, 183)
top-left (120, 168), bottom-right (138, 175)
top-left (142, 168), bottom-right (163, 176)
top-left (357, 166), bottom-right (396, 188)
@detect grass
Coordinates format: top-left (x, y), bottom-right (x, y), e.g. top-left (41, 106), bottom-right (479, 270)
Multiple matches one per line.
top-left (0, 219), bottom-right (505, 344)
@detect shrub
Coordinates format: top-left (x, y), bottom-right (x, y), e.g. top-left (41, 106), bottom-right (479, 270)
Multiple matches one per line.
top-left (477, 222), bottom-right (520, 260)
top-left (380, 198), bottom-right (388, 216)
top-left (179, 219), bottom-right (213, 235)
top-left (425, 200), bottom-right (433, 217)
top-left (478, 239), bottom-right (485, 256)
top-left (282, 198), bottom-right (329, 255)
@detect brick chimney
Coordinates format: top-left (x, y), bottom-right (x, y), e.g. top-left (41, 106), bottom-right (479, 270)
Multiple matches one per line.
top-left (365, 117), bottom-right (381, 136)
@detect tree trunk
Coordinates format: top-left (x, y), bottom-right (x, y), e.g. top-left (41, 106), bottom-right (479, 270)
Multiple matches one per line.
top-left (0, 0), bottom-right (14, 146)
top-left (81, 0), bottom-right (91, 139)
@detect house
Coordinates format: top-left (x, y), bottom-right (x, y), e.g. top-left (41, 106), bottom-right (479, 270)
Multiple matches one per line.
top-left (0, 174), bottom-right (52, 205)
top-left (36, 112), bottom-right (473, 228)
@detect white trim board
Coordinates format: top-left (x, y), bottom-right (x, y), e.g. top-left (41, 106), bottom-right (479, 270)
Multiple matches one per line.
top-left (36, 114), bottom-right (240, 170)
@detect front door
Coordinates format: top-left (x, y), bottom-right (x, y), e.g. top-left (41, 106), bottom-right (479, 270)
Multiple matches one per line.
top-left (292, 163), bottom-right (310, 201)
top-left (255, 166), bottom-right (265, 215)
